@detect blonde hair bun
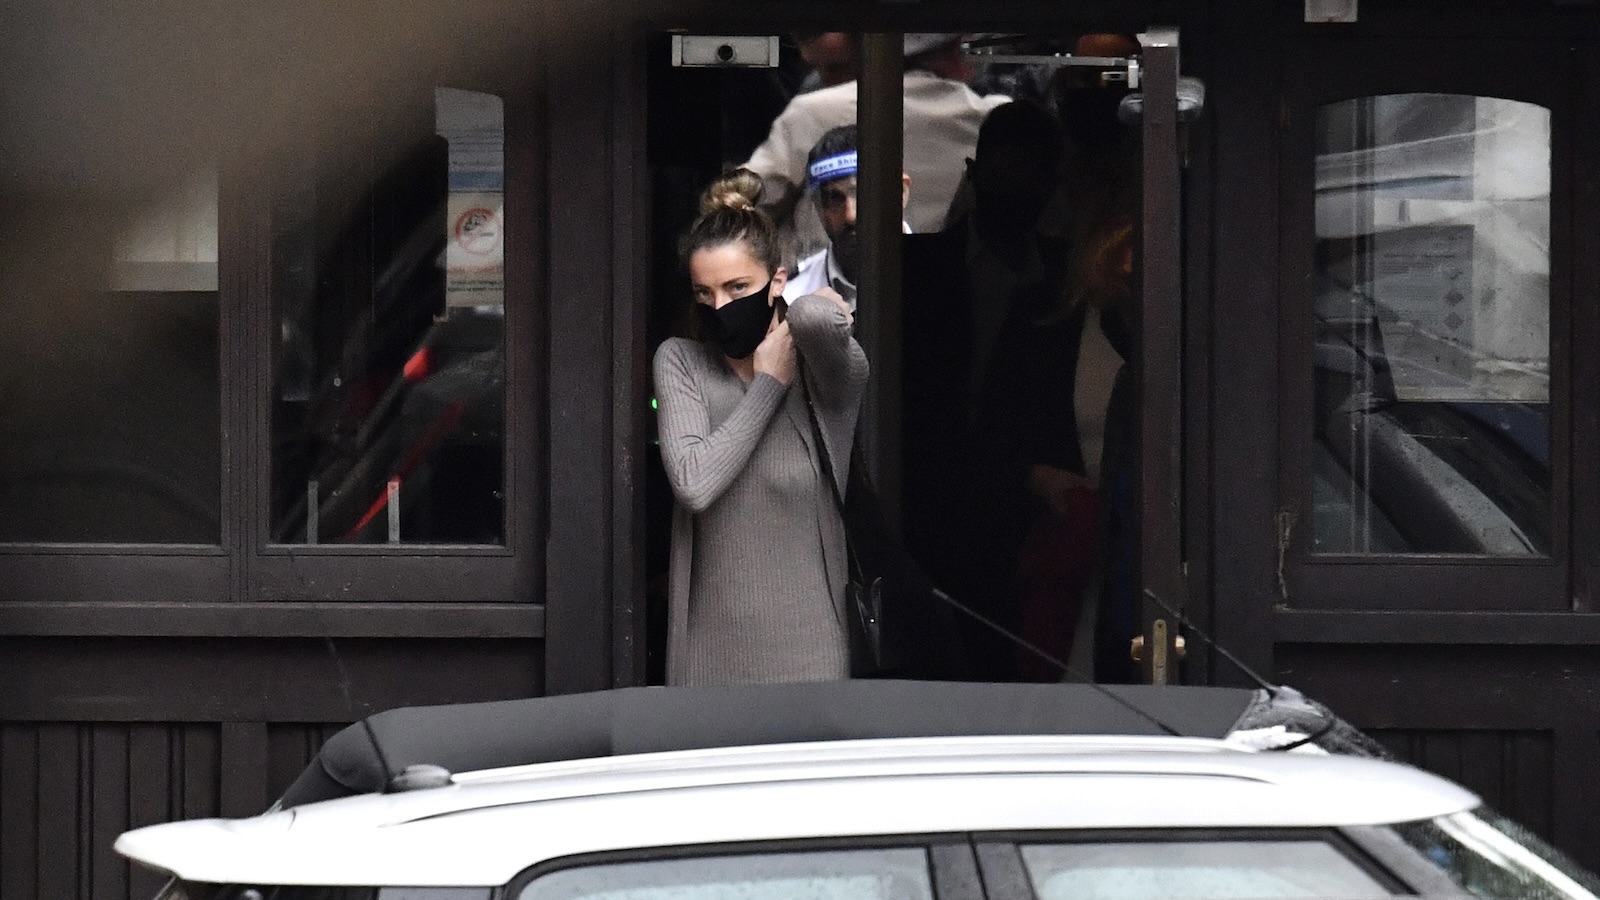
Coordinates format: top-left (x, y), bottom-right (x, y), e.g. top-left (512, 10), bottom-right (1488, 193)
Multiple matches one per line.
top-left (698, 168), bottom-right (764, 216)
top-left (680, 167), bottom-right (782, 277)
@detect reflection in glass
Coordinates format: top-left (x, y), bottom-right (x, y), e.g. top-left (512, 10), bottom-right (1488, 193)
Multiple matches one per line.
top-left (518, 849), bottom-right (934, 900)
top-left (272, 88), bottom-right (505, 545)
top-left (1392, 807), bottom-right (1600, 899)
top-left (1020, 839), bottom-right (1391, 899)
top-left (0, 173), bottom-right (221, 543)
top-left (1312, 94), bottom-right (1550, 555)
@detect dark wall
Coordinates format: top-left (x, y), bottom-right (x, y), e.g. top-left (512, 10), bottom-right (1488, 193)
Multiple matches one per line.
top-left (0, 636), bottom-right (542, 899)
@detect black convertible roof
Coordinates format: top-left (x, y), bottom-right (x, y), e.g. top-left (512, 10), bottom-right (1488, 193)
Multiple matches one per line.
top-left (277, 680), bottom-right (1260, 809)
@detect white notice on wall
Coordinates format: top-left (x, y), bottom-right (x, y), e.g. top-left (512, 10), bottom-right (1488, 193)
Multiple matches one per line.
top-left (437, 87), bottom-right (504, 308)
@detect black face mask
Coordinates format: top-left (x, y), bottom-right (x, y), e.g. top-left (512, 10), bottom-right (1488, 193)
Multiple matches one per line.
top-left (695, 282), bottom-right (773, 359)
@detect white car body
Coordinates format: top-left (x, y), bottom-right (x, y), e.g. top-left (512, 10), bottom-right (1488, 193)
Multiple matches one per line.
top-left (119, 734), bottom-right (1477, 887)
top-left (113, 682), bottom-right (1600, 899)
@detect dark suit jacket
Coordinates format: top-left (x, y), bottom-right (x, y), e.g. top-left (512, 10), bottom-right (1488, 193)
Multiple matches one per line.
top-left (900, 226), bottom-right (1094, 599)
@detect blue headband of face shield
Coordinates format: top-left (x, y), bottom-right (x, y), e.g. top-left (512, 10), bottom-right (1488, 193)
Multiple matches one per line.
top-left (807, 151), bottom-right (857, 189)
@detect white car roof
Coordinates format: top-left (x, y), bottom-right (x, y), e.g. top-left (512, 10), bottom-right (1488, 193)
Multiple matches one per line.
top-left (116, 733), bottom-right (1480, 888)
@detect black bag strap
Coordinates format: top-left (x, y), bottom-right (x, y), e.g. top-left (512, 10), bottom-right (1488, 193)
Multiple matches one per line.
top-left (798, 357), bottom-right (973, 681)
top-left (798, 358), bottom-right (870, 593)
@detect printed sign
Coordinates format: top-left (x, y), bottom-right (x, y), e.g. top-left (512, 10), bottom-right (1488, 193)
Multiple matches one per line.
top-left (437, 87), bottom-right (504, 308)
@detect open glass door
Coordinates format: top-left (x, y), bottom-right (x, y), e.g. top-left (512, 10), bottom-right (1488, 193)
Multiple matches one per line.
top-left (641, 23), bottom-right (1193, 685)
top-left (1132, 27), bottom-right (1190, 684)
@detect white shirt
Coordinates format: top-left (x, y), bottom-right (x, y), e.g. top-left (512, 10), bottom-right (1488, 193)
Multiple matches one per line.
top-left (788, 221), bottom-right (913, 313)
top-left (745, 71), bottom-right (1010, 258)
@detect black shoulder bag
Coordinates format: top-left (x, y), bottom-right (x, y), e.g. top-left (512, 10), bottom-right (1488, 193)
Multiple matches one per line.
top-left (800, 371), bottom-right (970, 680)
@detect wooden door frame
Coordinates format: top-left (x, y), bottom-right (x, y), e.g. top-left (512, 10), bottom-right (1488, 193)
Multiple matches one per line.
top-left (1208, 1), bottom-right (1599, 676)
top-left (1208, 1), bottom-right (1600, 870)
top-left (585, 2), bottom-right (1215, 692)
top-left (542, 21), bottom-right (654, 694)
top-left (1206, 2), bottom-right (1284, 683)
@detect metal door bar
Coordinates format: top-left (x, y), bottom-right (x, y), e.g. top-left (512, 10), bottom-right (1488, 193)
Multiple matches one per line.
top-left (1138, 26), bottom-right (1187, 684)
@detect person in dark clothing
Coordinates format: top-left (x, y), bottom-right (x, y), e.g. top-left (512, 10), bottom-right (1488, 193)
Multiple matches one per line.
top-left (984, 219), bottom-right (1140, 683)
top-left (901, 100), bottom-right (1071, 681)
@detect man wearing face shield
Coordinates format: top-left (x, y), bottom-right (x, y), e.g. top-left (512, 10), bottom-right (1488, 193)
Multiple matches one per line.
top-left (785, 125), bottom-right (913, 313)
top-left (743, 34), bottom-right (1009, 265)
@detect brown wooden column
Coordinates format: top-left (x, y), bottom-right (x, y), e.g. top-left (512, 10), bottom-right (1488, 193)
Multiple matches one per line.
top-left (857, 32), bottom-right (905, 517)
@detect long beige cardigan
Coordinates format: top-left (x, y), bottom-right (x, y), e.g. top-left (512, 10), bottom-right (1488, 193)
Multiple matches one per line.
top-left (653, 294), bottom-right (868, 685)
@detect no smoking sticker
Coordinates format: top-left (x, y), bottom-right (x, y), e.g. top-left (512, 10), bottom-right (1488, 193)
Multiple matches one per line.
top-left (446, 193), bottom-right (504, 307)
top-left (453, 206), bottom-right (503, 256)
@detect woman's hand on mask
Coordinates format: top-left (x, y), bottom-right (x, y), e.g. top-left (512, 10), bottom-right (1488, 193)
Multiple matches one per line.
top-left (753, 316), bottom-right (796, 384)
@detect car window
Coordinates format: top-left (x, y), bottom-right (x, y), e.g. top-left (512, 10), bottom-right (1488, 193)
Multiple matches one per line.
top-left (1017, 840), bottom-right (1393, 900)
top-left (1390, 808), bottom-right (1600, 899)
top-left (515, 848), bottom-right (934, 900)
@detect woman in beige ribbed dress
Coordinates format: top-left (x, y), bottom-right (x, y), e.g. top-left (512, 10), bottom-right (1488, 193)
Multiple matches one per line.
top-left (654, 169), bottom-right (869, 685)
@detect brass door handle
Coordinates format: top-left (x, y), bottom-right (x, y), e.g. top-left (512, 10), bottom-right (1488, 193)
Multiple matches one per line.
top-left (1129, 634), bottom-right (1186, 663)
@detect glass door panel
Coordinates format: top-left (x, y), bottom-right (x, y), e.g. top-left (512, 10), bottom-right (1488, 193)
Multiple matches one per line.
top-left (1311, 94), bottom-right (1550, 556)
top-left (271, 87), bottom-right (507, 546)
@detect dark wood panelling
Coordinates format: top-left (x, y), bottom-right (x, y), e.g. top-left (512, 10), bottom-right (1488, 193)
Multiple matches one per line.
top-left (1206, 4), bottom-right (1283, 682)
top-left (1285, 563), bottom-right (1566, 613)
top-left (612, 27), bottom-right (652, 688)
top-left (0, 555), bottom-right (229, 606)
top-left (35, 725), bottom-right (79, 899)
top-left (1180, 8), bottom-right (1218, 684)
top-left (1278, 645), bottom-right (1600, 871)
top-left (267, 723), bottom-right (347, 799)
top-left (0, 601), bottom-right (544, 638)
top-left (177, 726), bottom-right (221, 822)
top-left (1276, 609), bottom-right (1600, 644)
top-left (1, 726), bottom-right (41, 900)
top-left (220, 722), bottom-right (270, 817)
top-left (1369, 728), bottom-right (1554, 838)
top-left (1278, 645), bottom-right (1600, 728)
top-left (127, 725), bottom-right (174, 900)
top-left (503, 69), bottom-right (550, 622)
top-left (1550, 724), bottom-right (1600, 877)
top-left (90, 726), bottom-right (131, 899)
top-left (544, 15), bottom-right (619, 695)
top-left (1575, 41), bottom-right (1600, 613)
top-left (5, 637), bottom-right (543, 721)
top-left (253, 553), bottom-right (531, 605)
top-left (222, 167), bottom-right (268, 609)
top-left (0, 721), bottom-right (349, 900)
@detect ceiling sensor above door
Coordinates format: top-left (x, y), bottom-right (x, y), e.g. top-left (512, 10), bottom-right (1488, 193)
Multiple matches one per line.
top-left (1305, 0), bottom-right (1359, 23)
top-left (670, 35), bottom-right (781, 68)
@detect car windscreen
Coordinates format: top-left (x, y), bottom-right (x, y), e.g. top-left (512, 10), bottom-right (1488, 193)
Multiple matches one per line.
top-left (1016, 838), bottom-right (1395, 899)
top-left (513, 848), bottom-right (935, 900)
top-left (1390, 806), bottom-right (1600, 900)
